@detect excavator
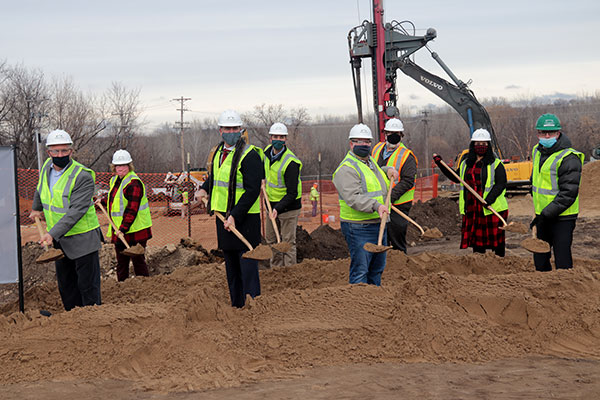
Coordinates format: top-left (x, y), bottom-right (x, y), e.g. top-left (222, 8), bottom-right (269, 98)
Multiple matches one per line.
top-left (347, 0), bottom-right (532, 190)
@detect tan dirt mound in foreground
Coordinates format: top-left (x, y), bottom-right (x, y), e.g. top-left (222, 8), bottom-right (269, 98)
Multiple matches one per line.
top-left (2, 251), bottom-right (600, 393)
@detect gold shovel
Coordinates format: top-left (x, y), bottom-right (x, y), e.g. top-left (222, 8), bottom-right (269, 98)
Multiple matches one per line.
top-left (96, 202), bottom-right (145, 257)
top-left (34, 217), bottom-right (64, 264)
top-left (390, 205), bottom-right (443, 239)
top-left (364, 184), bottom-right (393, 253)
top-left (438, 159), bottom-right (528, 233)
top-left (520, 224), bottom-right (551, 254)
top-left (261, 183), bottom-right (292, 253)
top-left (202, 197), bottom-right (272, 260)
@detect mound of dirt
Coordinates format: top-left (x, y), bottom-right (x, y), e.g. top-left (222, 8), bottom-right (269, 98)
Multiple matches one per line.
top-left (580, 161), bottom-right (600, 212)
top-left (2, 250), bottom-right (600, 394)
top-left (407, 196), bottom-right (461, 242)
top-left (296, 224), bottom-right (349, 262)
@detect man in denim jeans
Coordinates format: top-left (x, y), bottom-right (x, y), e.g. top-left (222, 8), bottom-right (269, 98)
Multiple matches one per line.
top-left (333, 124), bottom-right (398, 285)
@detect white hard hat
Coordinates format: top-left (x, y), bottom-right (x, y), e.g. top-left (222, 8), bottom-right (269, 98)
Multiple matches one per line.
top-left (471, 128), bottom-right (492, 142)
top-left (269, 122), bottom-right (288, 135)
top-left (112, 149), bottom-right (133, 165)
top-left (46, 129), bottom-right (73, 146)
top-left (218, 109), bottom-right (243, 127)
top-left (348, 123), bottom-right (373, 140)
top-left (384, 118), bottom-right (404, 132)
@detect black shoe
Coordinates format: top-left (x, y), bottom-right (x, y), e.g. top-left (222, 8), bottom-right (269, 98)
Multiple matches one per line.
top-left (39, 310), bottom-right (52, 317)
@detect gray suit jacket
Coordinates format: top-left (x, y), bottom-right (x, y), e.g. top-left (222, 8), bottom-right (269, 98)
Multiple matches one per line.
top-left (33, 159), bottom-right (102, 259)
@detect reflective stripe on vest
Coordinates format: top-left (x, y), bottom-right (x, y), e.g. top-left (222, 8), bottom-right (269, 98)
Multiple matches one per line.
top-left (531, 145), bottom-right (584, 216)
top-left (264, 146), bottom-right (303, 202)
top-left (37, 158), bottom-right (100, 236)
top-left (211, 144), bottom-right (260, 214)
top-left (333, 152), bottom-right (389, 221)
top-left (371, 141), bottom-right (418, 205)
top-left (458, 158), bottom-right (508, 216)
top-left (107, 171), bottom-right (152, 237)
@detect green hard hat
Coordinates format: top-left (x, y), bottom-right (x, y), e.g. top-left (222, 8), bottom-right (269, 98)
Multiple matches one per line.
top-left (536, 113), bottom-right (561, 131)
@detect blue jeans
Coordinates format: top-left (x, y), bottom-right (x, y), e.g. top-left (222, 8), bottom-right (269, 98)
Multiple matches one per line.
top-left (340, 221), bottom-right (387, 285)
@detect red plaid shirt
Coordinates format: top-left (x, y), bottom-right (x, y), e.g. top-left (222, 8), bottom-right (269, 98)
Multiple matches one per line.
top-left (460, 161), bottom-right (506, 249)
top-left (108, 177), bottom-right (152, 244)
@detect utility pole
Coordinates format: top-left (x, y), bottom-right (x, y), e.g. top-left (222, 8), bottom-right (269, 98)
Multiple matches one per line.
top-left (421, 110), bottom-right (429, 176)
top-left (26, 98), bottom-right (48, 171)
top-left (172, 96), bottom-right (191, 172)
top-left (111, 111), bottom-right (131, 149)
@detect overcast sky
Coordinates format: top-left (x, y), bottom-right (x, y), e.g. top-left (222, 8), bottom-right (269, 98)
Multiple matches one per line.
top-left (2, 0), bottom-right (599, 129)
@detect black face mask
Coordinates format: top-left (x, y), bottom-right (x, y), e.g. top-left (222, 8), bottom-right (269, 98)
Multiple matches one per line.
top-left (386, 133), bottom-right (401, 145)
top-left (52, 155), bottom-right (70, 168)
top-left (353, 145), bottom-right (371, 158)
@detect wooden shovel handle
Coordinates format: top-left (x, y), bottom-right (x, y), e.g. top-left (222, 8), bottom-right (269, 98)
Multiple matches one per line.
top-left (261, 183), bottom-right (282, 243)
top-left (391, 205), bottom-right (425, 236)
top-left (201, 197), bottom-right (254, 251)
top-left (96, 201), bottom-right (131, 249)
top-left (34, 216), bottom-right (49, 251)
top-left (377, 184), bottom-right (393, 246)
top-left (438, 159), bottom-right (507, 227)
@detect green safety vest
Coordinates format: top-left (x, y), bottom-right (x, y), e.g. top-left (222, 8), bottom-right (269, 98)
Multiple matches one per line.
top-left (107, 171), bottom-right (152, 237)
top-left (371, 141), bottom-right (418, 205)
top-left (264, 146), bottom-right (303, 202)
top-left (531, 145), bottom-right (584, 216)
top-left (458, 158), bottom-right (508, 216)
top-left (333, 151), bottom-right (389, 221)
top-left (211, 144), bottom-right (260, 214)
top-left (37, 158), bottom-right (100, 236)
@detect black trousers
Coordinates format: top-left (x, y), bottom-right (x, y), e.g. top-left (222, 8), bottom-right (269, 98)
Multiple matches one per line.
top-left (222, 250), bottom-right (261, 308)
top-left (534, 218), bottom-right (576, 271)
top-left (387, 203), bottom-right (410, 253)
top-left (55, 250), bottom-right (102, 311)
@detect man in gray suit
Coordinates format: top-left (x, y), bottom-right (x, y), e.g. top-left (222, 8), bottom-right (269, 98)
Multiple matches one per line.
top-left (30, 130), bottom-right (102, 311)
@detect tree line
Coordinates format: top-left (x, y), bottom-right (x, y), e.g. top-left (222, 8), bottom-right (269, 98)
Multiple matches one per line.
top-left (1, 61), bottom-right (599, 177)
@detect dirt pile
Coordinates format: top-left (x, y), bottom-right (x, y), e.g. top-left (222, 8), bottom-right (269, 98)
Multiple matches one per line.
top-left (296, 224), bottom-right (349, 262)
top-left (2, 251), bottom-right (600, 394)
top-left (580, 161), bottom-right (600, 212)
top-left (407, 196), bottom-right (461, 242)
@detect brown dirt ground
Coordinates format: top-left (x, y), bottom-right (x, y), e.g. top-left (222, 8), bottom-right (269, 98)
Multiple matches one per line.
top-left (2, 163), bottom-right (599, 399)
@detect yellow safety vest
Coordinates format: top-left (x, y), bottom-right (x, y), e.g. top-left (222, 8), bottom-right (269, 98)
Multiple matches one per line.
top-left (107, 171), bottom-right (152, 237)
top-left (531, 145), bottom-right (584, 216)
top-left (458, 158), bottom-right (508, 216)
top-left (264, 146), bottom-right (303, 202)
top-left (333, 151), bottom-right (389, 221)
top-left (37, 158), bottom-right (100, 236)
top-left (371, 141), bottom-right (418, 205)
top-left (310, 186), bottom-right (319, 201)
top-left (211, 144), bottom-right (260, 214)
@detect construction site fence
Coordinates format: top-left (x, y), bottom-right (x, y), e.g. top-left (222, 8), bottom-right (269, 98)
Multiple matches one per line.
top-left (16, 169), bottom-right (437, 246)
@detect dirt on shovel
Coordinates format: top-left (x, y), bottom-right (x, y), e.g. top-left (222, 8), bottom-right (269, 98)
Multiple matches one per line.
top-left (35, 248), bottom-right (64, 264)
top-left (520, 236), bottom-right (550, 253)
top-left (501, 221), bottom-right (529, 234)
top-left (422, 227), bottom-right (444, 239)
top-left (242, 245), bottom-right (273, 261)
top-left (363, 242), bottom-right (393, 253)
top-left (271, 242), bottom-right (292, 253)
top-left (121, 243), bottom-right (145, 257)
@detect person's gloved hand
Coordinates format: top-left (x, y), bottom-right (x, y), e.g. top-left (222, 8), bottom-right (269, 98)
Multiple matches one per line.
top-left (530, 215), bottom-right (542, 230)
top-left (433, 153), bottom-right (442, 163)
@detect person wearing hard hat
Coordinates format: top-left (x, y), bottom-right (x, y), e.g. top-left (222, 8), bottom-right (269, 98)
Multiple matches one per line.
top-left (371, 118), bottom-right (418, 253)
top-left (530, 113), bottom-right (584, 271)
top-left (198, 110), bottom-right (264, 307)
top-left (102, 149), bottom-right (152, 281)
top-left (263, 122), bottom-right (302, 267)
top-left (333, 124), bottom-right (399, 285)
top-left (310, 182), bottom-right (319, 217)
top-left (29, 129), bottom-right (102, 311)
top-left (433, 128), bottom-right (508, 256)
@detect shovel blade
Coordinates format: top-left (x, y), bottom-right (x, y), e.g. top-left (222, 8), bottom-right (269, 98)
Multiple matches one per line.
top-left (271, 242), bottom-right (292, 253)
top-left (35, 249), bottom-right (64, 264)
top-left (422, 227), bottom-right (443, 239)
top-left (242, 245), bottom-right (273, 261)
top-left (501, 221), bottom-right (529, 234)
top-left (121, 243), bottom-right (145, 257)
top-left (363, 242), bottom-right (392, 253)
top-left (520, 237), bottom-right (551, 253)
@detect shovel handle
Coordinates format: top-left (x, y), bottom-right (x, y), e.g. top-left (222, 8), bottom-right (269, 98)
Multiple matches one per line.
top-left (96, 201), bottom-right (131, 249)
top-left (377, 184), bottom-right (393, 246)
top-left (34, 216), bottom-right (49, 251)
top-left (201, 197), bottom-right (254, 251)
top-left (391, 205), bottom-right (425, 236)
top-left (438, 159), bottom-right (507, 227)
top-left (261, 183), bottom-right (282, 243)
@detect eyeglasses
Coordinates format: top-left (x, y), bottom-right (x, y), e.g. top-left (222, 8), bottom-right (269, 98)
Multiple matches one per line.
top-left (536, 131), bottom-right (559, 137)
top-left (48, 149), bottom-right (72, 156)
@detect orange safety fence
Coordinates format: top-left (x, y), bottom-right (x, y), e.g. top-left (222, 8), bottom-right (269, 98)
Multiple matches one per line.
top-left (16, 170), bottom-right (438, 247)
